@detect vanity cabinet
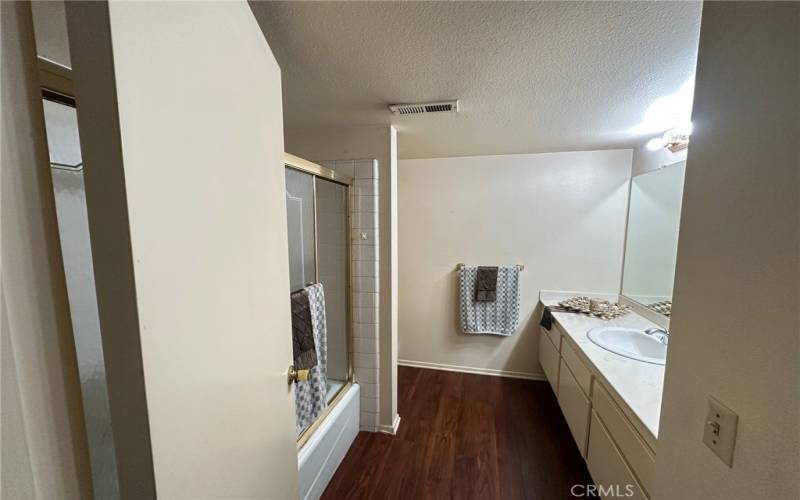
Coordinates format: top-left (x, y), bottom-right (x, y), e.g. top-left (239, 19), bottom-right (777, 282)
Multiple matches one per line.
top-left (538, 318), bottom-right (656, 499)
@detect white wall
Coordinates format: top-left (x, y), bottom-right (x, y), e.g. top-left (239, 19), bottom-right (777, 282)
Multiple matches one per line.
top-left (1, 2), bottom-right (92, 497)
top-left (285, 125), bottom-right (399, 431)
top-left (654, 3), bottom-right (799, 499)
top-left (66, 1), bottom-right (300, 497)
top-left (398, 150), bottom-right (632, 377)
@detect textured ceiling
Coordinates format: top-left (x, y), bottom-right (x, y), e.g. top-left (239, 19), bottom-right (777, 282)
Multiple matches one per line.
top-left (251, 1), bottom-right (702, 159)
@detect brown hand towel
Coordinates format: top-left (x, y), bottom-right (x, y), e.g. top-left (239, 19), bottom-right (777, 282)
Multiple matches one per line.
top-left (475, 266), bottom-right (498, 302)
top-left (291, 289), bottom-right (318, 370)
top-left (539, 305), bottom-right (571, 330)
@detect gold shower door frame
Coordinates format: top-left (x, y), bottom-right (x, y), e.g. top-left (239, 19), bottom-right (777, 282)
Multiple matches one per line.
top-left (285, 153), bottom-right (354, 450)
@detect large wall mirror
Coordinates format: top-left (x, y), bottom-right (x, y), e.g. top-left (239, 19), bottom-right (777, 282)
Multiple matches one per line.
top-left (621, 160), bottom-right (687, 318)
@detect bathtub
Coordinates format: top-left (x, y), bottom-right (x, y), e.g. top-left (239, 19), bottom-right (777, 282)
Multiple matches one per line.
top-left (297, 383), bottom-right (360, 500)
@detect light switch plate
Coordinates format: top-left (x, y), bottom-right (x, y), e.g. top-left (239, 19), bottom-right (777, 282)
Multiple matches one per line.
top-left (702, 396), bottom-right (738, 467)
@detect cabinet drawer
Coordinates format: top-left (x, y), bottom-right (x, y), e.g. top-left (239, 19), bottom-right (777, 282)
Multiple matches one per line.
top-left (557, 359), bottom-right (590, 457)
top-left (587, 412), bottom-right (647, 500)
top-left (541, 324), bottom-right (561, 351)
top-left (561, 338), bottom-right (592, 396)
top-left (538, 331), bottom-right (559, 395)
top-left (592, 383), bottom-right (655, 495)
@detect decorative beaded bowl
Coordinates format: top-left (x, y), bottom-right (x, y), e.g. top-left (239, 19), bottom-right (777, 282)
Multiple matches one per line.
top-left (557, 296), bottom-right (632, 320)
top-left (647, 300), bottom-right (672, 317)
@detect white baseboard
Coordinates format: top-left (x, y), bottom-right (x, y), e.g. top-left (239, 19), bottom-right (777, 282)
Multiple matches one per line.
top-left (398, 359), bottom-right (546, 381)
top-left (378, 414), bottom-right (401, 435)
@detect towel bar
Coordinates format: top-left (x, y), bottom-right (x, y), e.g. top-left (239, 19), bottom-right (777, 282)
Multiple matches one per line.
top-left (457, 263), bottom-right (524, 271)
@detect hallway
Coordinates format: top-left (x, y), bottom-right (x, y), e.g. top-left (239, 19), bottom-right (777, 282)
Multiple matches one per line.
top-left (322, 366), bottom-right (594, 499)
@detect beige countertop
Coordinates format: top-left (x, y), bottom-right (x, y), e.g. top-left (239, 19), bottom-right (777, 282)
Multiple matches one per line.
top-left (540, 291), bottom-right (665, 447)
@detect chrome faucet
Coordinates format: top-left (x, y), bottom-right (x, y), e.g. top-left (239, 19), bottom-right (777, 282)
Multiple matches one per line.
top-left (644, 327), bottom-right (669, 345)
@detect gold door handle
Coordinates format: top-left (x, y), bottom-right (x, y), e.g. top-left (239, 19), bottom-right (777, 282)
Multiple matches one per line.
top-left (287, 365), bottom-right (311, 384)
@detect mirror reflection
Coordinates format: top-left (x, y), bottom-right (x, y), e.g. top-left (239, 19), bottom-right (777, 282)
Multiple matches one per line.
top-left (621, 161), bottom-right (687, 316)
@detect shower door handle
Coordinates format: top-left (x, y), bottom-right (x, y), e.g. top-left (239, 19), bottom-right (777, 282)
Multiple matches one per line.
top-left (287, 365), bottom-right (311, 384)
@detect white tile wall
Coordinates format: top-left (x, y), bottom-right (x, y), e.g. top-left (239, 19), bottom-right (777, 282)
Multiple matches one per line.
top-left (353, 337), bottom-right (377, 354)
top-left (354, 178), bottom-right (378, 195)
top-left (352, 276), bottom-right (377, 293)
top-left (321, 159), bottom-right (380, 431)
top-left (354, 161), bottom-right (376, 179)
top-left (359, 411), bottom-right (379, 430)
top-left (352, 195), bottom-right (378, 213)
top-left (352, 212), bottom-right (378, 229)
top-left (358, 382), bottom-right (379, 399)
top-left (352, 307), bottom-right (378, 324)
top-left (353, 291), bottom-right (377, 307)
top-left (353, 323), bottom-right (378, 339)
top-left (354, 366), bottom-right (379, 385)
top-left (352, 245), bottom-right (377, 262)
top-left (331, 160), bottom-right (355, 179)
top-left (352, 228), bottom-right (376, 245)
top-left (360, 396), bottom-right (380, 414)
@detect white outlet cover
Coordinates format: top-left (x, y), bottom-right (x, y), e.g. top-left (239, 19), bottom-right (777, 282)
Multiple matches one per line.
top-left (702, 396), bottom-right (739, 467)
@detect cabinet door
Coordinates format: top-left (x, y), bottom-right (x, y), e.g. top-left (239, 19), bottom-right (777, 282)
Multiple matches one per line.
top-left (557, 359), bottom-right (591, 457)
top-left (593, 383), bottom-right (655, 495)
top-left (587, 412), bottom-right (647, 500)
top-left (542, 324), bottom-right (561, 350)
top-left (561, 339), bottom-right (592, 396)
top-left (539, 331), bottom-right (560, 394)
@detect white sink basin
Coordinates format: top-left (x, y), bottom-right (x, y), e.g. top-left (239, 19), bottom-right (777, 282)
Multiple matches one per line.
top-left (587, 327), bottom-right (667, 365)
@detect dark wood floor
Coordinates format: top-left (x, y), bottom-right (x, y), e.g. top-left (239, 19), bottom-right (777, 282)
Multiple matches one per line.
top-left (321, 366), bottom-right (595, 500)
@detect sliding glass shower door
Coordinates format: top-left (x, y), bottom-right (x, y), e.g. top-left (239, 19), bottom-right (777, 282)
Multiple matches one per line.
top-left (314, 179), bottom-right (349, 391)
top-left (285, 162), bottom-right (352, 440)
top-left (285, 168), bottom-right (316, 290)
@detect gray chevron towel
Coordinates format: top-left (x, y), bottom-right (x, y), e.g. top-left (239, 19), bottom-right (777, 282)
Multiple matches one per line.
top-left (294, 283), bottom-right (328, 434)
top-left (459, 266), bottom-right (521, 336)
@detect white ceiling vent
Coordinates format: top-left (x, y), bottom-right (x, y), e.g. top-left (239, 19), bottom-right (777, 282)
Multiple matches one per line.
top-left (388, 100), bottom-right (459, 115)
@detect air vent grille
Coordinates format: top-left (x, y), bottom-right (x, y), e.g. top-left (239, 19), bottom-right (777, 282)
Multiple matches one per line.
top-left (389, 100), bottom-right (458, 115)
